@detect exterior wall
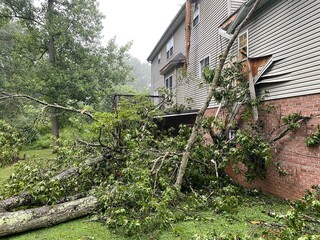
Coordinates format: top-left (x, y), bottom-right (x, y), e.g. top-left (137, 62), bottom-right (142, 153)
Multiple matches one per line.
top-left (186, 0), bottom-right (229, 109)
top-left (150, 0), bottom-right (246, 109)
top-left (245, 0), bottom-right (320, 100)
top-left (219, 94), bottom-right (320, 200)
top-left (150, 20), bottom-right (185, 101)
top-left (229, 0), bottom-right (246, 15)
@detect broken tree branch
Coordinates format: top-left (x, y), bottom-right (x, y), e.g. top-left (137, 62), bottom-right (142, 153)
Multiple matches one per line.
top-left (175, 0), bottom-right (262, 190)
top-left (0, 155), bottom-right (108, 211)
top-left (0, 91), bottom-right (94, 120)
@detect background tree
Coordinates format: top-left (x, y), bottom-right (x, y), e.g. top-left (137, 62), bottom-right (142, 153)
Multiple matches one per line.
top-left (128, 57), bottom-right (151, 93)
top-left (0, 0), bottom-right (133, 147)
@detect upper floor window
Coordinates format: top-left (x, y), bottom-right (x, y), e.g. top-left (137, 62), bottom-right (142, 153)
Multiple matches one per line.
top-left (158, 52), bottom-right (161, 64)
top-left (200, 56), bottom-right (210, 77)
top-left (238, 31), bottom-right (248, 61)
top-left (193, 4), bottom-right (200, 27)
top-left (165, 75), bottom-right (173, 93)
top-left (166, 37), bottom-right (174, 59)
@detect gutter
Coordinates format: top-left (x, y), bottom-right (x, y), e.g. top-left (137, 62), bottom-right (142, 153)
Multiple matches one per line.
top-left (147, 3), bottom-right (186, 62)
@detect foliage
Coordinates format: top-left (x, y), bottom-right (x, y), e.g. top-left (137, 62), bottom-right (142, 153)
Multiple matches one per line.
top-left (0, 120), bottom-right (24, 167)
top-left (0, 0), bottom-right (133, 142)
top-left (261, 186), bottom-right (320, 239)
top-left (229, 128), bottom-right (272, 181)
top-left (204, 63), bottom-right (249, 112)
top-left (305, 125), bottom-right (320, 147)
top-left (282, 112), bottom-right (306, 131)
top-left (127, 57), bottom-right (151, 93)
top-left (1, 97), bottom-right (219, 236)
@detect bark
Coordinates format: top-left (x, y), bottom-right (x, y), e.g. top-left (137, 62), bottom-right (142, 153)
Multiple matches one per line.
top-left (0, 196), bottom-right (98, 237)
top-left (51, 109), bottom-right (60, 150)
top-left (175, 0), bottom-right (262, 190)
top-left (184, 0), bottom-right (191, 70)
top-left (0, 91), bottom-right (94, 120)
top-left (0, 193), bottom-right (32, 213)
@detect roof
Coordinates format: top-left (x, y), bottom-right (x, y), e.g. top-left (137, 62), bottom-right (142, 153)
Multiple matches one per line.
top-left (147, 3), bottom-right (186, 62)
top-left (159, 53), bottom-right (186, 75)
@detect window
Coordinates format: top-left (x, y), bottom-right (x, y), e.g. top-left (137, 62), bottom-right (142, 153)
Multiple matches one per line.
top-left (166, 37), bottom-right (174, 59)
top-left (200, 56), bottom-right (210, 77)
top-left (165, 75), bottom-right (173, 92)
top-left (238, 31), bottom-right (248, 61)
top-left (193, 4), bottom-right (200, 27)
top-left (158, 52), bottom-right (161, 64)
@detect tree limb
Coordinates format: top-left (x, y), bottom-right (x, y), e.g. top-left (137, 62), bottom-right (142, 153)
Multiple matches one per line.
top-left (174, 0), bottom-right (262, 190)
top-left (0, 91), bottom-right (94, 120)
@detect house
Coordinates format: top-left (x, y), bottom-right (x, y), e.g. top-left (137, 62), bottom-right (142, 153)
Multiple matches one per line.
top-left (147, 0), bottom-right (320, 199)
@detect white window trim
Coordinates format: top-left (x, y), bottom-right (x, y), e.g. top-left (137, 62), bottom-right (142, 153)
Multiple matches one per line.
top-left (165, 75), bottom-right (173, 92)
top-left (199, 55), bottom-right (210, 78)
top-left (238, 30), bottom-right (249, 61)
top-left (166, 37), bottom-right (174, 59)
top-left (193, 4), bottom-right (200, 28)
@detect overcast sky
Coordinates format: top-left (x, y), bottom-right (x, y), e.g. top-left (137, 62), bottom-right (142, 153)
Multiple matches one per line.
top-left (97, 0), bottom-right (185, 63)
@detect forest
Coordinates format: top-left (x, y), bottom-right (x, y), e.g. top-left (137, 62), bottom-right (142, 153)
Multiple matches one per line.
top-left (0, 0), bottom-right (319, 239)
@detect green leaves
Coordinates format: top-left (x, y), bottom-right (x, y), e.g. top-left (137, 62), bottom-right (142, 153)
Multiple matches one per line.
top-left (0, 120), bottom-right (24, 167)
top-left (229, 129), bottom-right (272, 182)
top-left (305, 125), bottom-right (320, 147)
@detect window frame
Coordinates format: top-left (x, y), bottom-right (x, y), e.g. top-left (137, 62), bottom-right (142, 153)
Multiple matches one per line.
top-left (158, 52), bottom-right (161, 64)
top-left (166, 37), bottom-right (174, 59)
top-left (238, 30), bottom-right (249, 61)
top-left (192, 3), bottom-right (200, 28)
top-left (199, 55), bottom-right (210, 78)
top-left (165, 75), bottom-right (173, 93)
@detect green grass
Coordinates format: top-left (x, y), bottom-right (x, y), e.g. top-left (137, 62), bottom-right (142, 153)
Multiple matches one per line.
top-left (0, 164), bottom-right (15, 185)
top-left (6, 218), bottom-right (123, 240)
top-left (0, 149), bottom-right (290, 240)
top-left (21, 148), bottom-right (56, 160)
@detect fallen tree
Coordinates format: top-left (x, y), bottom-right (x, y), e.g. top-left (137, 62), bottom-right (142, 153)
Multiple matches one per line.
top-left (0, 196), bottom-right (98, 237)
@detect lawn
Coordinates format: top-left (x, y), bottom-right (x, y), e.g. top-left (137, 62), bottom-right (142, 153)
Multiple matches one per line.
top-left (1, 149), bottom-right (290, 240)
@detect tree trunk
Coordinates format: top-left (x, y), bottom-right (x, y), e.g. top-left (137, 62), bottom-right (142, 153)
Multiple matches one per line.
top-left (47, 0), bottom-right (60, 150)
top-left (175, 0), bottom-right (262, 190)
top-left (0, 155), bottom-right (106, 211)
top-left (51, 108), bottom-right (60, 150)
top-left (184, 0), bottom-right (191, 70)
top-left (0, 196), bottom-right (98, 237)
top-left (0, 193), bottom-right (32, 213)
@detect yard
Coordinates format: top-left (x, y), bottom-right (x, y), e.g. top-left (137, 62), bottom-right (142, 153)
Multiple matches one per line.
top-left (0, 149), bottom-right (292, 240)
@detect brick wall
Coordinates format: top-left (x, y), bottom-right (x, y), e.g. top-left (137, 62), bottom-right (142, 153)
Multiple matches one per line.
top-left (206, 94), bottom-right (320, 199)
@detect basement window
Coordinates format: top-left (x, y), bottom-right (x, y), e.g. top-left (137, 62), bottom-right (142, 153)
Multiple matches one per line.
top-left (165, 75), bottom-right (173, 93)
top-left (238, 31), bottom-right (248, 61)
top-left (193, 4), bottom-right (200, 27)
top-left (166, 37), bottom-right (174, 59)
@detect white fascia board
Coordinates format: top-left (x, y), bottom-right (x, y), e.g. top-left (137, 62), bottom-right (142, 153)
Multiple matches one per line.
top-left (218, 28), bottom-right (233, 40)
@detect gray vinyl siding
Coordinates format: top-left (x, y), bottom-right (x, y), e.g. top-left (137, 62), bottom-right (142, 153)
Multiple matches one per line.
top-left (187, 0), bottom-right (229, 109)
top-left (246, 0), bottom-right (320, 99)
top-left (150, 0), bottom-right (245, 109)
top-left (150, 21), bottom-right (186, 104)
top-left (230, 0), bottom-right (246, 15)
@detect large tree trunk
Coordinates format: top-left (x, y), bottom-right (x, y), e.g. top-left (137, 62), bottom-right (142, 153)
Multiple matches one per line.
top-left (175, 0), bottom-right (262, 190)
top-left (0, 196), bottom-right (98, 237)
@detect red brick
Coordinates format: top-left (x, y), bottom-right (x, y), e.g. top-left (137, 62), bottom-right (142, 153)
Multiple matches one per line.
top-left (206, 93), bottom-right (320, 200)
